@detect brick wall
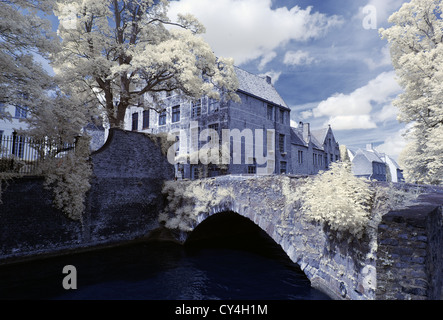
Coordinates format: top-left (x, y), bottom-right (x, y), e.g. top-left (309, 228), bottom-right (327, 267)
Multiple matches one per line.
top-left (0, 129), bottom-right (174, 264)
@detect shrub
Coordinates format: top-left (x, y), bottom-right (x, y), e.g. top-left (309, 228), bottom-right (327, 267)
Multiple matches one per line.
top-left (41, 136), bottom-right (92, 222)
top-left (299, 162), bottom-right (420, 239)
top-left (299, 162), bottom-right (374, 238)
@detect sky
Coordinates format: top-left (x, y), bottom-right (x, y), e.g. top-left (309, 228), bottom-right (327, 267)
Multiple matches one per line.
top-left (167, 0), bottom-right (409, 160)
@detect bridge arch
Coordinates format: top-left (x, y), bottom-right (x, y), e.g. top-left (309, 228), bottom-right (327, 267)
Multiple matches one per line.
top-left (180, 202), bottom-right (327, 297)
top-left (162, 176), bottom-right (379, 300)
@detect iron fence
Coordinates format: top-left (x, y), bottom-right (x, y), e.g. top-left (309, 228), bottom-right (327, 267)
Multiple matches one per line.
top-left (0, 131), bottom-right (75, 175)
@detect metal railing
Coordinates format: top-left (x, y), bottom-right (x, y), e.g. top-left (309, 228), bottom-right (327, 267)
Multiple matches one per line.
top-left (0, 131), bottom-right (75, 175)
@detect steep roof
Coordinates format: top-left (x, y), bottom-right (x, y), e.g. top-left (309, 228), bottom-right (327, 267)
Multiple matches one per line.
top-left (310, 134), bottom-right (324, 150)
top-left (311, 128), bottom-right (329, 145)
top-left (235, 67), bottom-right (288, 108)
top-left (291, 127), bottom-right (307, 147)
top-left (355, 149), bottom-right (384, 163)
top-left (290, 126), bottom-right (324, 150)
top-left (380, 154), bottom-right (401, 169)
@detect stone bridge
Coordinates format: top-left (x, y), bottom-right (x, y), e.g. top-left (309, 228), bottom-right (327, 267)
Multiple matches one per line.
top-left (1, 129), bottom-right (442, 300)
top-left (160, 175), bottom-right (443, 300)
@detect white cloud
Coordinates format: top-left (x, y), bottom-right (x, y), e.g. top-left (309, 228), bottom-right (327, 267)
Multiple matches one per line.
top-left (364, 44), bottom-right (392, 70)
top-left (258, 70), bottom-right (282, 84)
top-left (283, 50), bottom-right (315, 66)
top-left (327, 115), bottom-right (377, 130)
top-left (376, 126), bottom-right (410, 160)
top-left (374, 104), bottom-right (398, 123)
top-left (290, 119), bottom-right (298, 128)
top-left (311, 71), bottom-right (402, 130)
top-left (258, 51), bottom-right (277, 71)
top-left (168, 0), bottom-right (343, 65)
top-left (300, 110), bottom-right (313, 120)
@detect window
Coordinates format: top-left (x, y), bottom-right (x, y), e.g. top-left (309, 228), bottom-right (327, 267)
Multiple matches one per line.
top-left (142, 110), bottom-right (150, 129)
top-left (208, 98), bottom-right (219, 114)
top-left (192, 100), bottom-right (201, 118)
top-left (248, 165), bottom-right (256, 174)
top-left (191, 165), bottom-right (199, 180)
top-left (267, 105), bottom-right (273, 121)
top-left (280, 161), bottom-right (287, 174)
top-left (170, 133), bottom-right (180, 154)
top-left (131, 112), bottom-right (138, 131)
top-left (279, 134), bottom-right (285, 153)
top-left (15, 106), bottom-right (28, 119)
top-left (298, 150), bottom-right (303, 164)
top-left (172, 105), bottom-right (180, 123)
top-left (191, 125), bottom-right (202, 150)
top-left (159, 110), bottom-right (166, 126)
top-left (208, 123), bottom-right (219, 145)
top-left (279, 109), bottom-right (285, 124)
top-left (15, 93), bottom-right (28, 119)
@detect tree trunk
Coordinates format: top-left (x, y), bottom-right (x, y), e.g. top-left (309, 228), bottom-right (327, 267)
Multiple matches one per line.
top-left (114, 103), bottom-right (127, 129)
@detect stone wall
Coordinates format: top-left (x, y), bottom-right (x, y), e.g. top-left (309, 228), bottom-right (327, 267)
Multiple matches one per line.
top-left (0, 129), bottom-right (174, 264)
top-left (376, 190), bottom-right (443, 300)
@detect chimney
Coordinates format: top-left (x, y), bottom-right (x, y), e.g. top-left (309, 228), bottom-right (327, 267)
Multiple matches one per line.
top-left (266, 76), bottom-right (272, 84)
top-left (366, 143), bottom-right (374, 151)
top-left (303, 122), bottom-right (310, 143)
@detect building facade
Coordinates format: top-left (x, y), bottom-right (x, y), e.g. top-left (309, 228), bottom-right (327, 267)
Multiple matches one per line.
top-left (125, 67), bottom-right (340, 179)
top-left (291, 122), bottom-right (341, 175)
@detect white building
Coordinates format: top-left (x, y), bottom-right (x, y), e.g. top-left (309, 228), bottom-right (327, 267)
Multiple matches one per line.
top-left (348, 144), bottom-right (404, 183)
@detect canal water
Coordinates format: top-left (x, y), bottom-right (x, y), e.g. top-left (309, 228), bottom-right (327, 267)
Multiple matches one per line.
top-left (0, 220), bottom-right (330, 300)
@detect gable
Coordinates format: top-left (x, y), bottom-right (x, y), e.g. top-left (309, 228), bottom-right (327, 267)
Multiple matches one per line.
top-left (235, 67), bottom-right (288, 108)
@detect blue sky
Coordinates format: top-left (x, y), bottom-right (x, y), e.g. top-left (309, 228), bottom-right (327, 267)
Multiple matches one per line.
top-left (168, 0), bottom-right (409, 159)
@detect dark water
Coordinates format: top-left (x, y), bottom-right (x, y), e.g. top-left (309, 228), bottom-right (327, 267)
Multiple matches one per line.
top-left (0, 212), bottom-right (330, 300)
top-left (0, 241), bottom-right (330, 300)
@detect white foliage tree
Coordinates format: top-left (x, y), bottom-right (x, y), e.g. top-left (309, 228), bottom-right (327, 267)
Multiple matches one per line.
top-left (0, 0), bottom-right (57, 120)
top-left (380, 0), bottom-right (443, 185)
top-left (53, 0), bottom-right (239, 129)
top-left (0, 1), bottom-right (93, 220)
